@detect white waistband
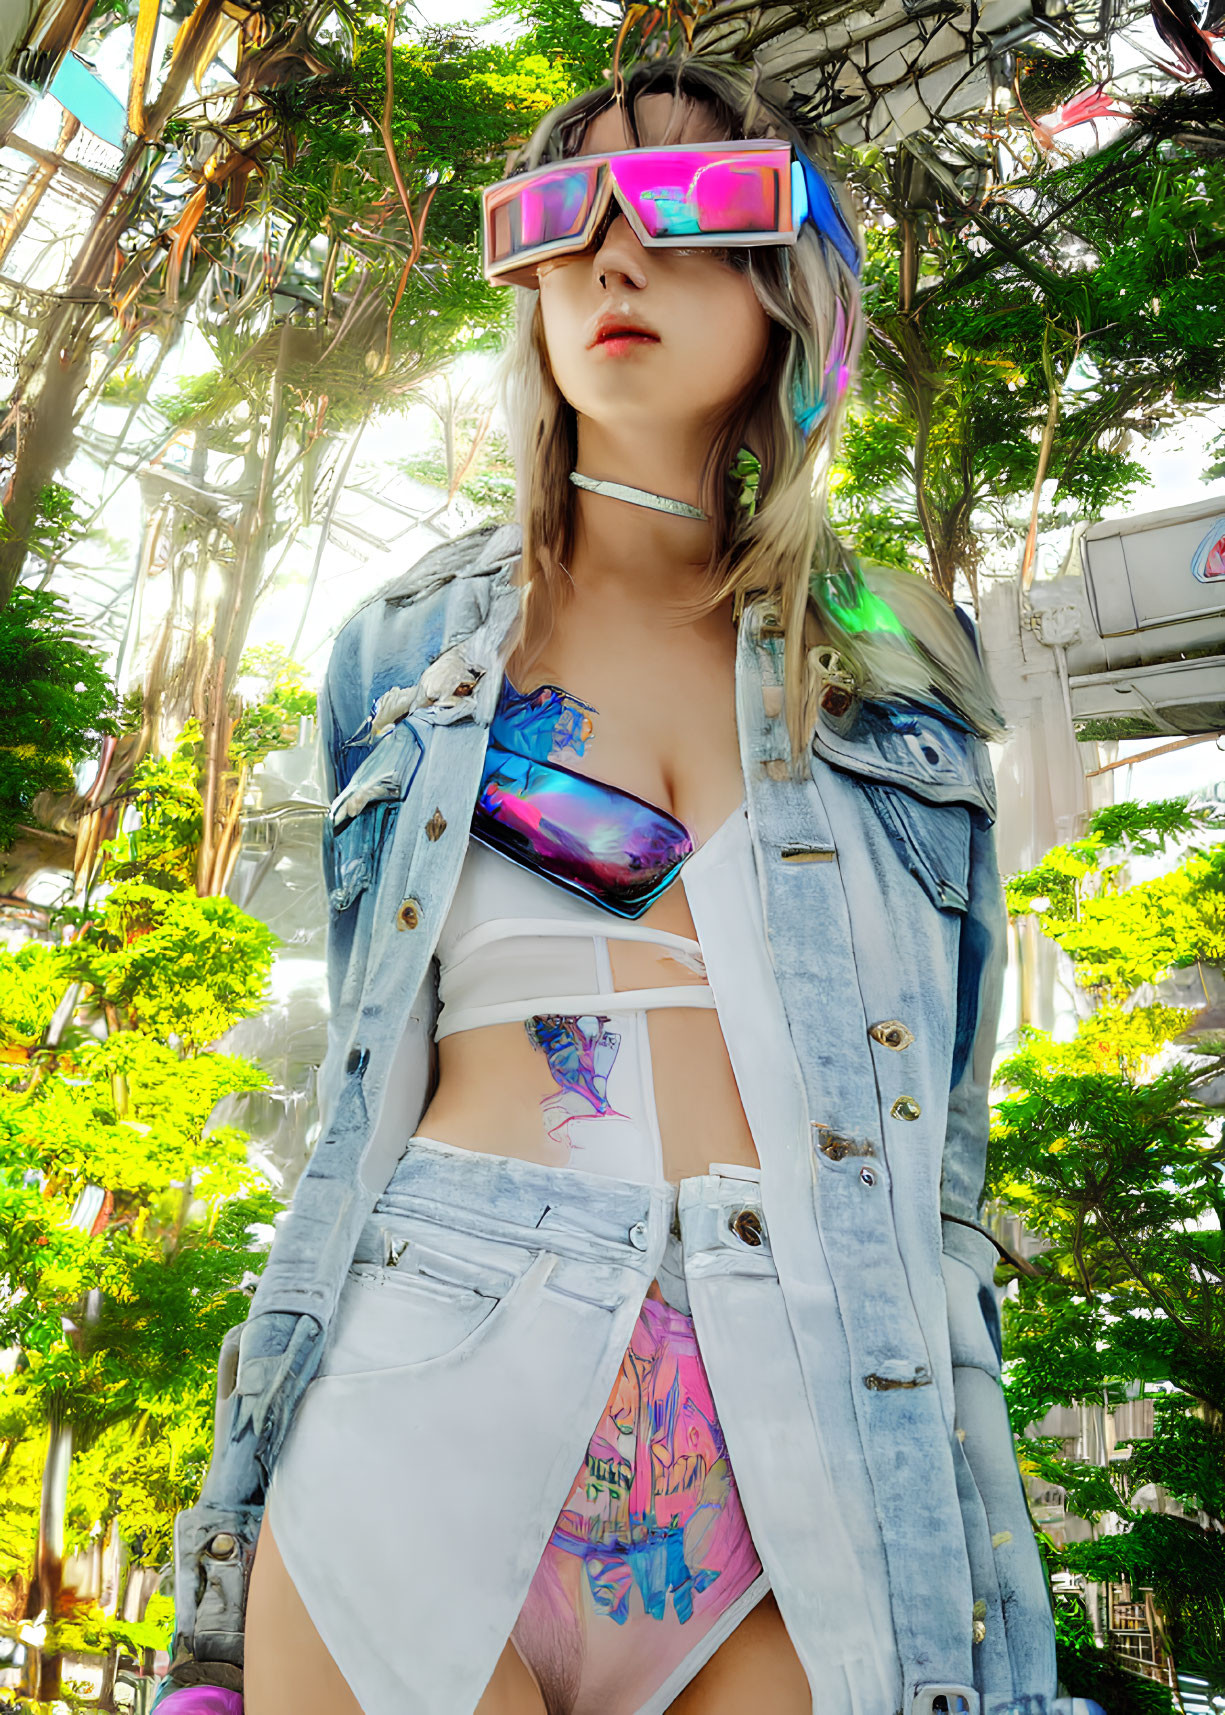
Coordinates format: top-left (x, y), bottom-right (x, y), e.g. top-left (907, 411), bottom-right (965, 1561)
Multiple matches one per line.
top-left (435, 984), bottom-right (717, 1039)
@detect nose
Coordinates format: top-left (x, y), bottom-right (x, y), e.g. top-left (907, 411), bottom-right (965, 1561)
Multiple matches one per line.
top-left (592, 212), bottom-right (648, 292)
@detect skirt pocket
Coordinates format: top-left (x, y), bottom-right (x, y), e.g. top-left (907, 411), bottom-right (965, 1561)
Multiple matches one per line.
top-left (314, 1224), bottom-right (553, 1381)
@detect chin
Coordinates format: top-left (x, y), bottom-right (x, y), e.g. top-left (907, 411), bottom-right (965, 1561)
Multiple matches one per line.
top-left (579, 395), bottom-right (695, 436)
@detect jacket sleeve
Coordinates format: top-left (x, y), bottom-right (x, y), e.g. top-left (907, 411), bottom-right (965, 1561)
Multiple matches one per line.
top-left (317, 619), bottom-right (362, 992)
top-left (937, 604), bottom-right (1010, 1337)
top-left (940, 804), bottom-right (1060, 1703)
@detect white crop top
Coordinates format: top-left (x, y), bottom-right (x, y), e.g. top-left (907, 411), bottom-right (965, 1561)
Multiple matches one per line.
top-left (430, 804), bottom-right (750, 1184)
top-left (434, 825), bottom-right (736, 1038)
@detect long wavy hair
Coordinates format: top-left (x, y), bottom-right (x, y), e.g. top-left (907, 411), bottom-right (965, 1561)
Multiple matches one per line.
top-left (499, 57), bottom-right (1003, 759)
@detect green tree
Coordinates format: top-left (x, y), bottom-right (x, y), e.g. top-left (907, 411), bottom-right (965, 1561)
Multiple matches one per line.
top-left (0, 728), bottom-right (278, 1703)
top-left (991, 800), bottom-right (1225, 1695)
top-left (0, 4), bottom-right (585, 912)
top-left (838, 134), bottom-right (1225, 596)
top-left (0, 585), bottom-right (115, 855)
top-left (482, 0), bottom-right (616, 96)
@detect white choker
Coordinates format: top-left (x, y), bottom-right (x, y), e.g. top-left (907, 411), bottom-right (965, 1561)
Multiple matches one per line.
top-left (569, 471), bottom-right (707, 521)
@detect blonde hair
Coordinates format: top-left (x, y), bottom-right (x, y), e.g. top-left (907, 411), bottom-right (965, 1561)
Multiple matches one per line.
top-left (499, 57), bottom-right (1003, 759)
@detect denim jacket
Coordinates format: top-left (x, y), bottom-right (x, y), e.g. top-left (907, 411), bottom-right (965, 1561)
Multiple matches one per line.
top-left (172, 524), bottom-right (1062, 1715)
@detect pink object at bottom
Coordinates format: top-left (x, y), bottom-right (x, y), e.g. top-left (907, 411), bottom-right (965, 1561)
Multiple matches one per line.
top-left (154, 1687), bottom-right (244, 1714)
top-left (513, 1293), bottom-right (763, 1715)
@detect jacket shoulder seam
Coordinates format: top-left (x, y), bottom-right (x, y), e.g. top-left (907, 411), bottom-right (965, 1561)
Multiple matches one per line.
top-left (331, 523), bottom-right (518, 645)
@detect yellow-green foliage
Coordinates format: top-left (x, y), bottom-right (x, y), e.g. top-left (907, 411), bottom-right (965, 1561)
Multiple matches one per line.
top-left (1054, 853), bottom-right (1225, 996)
top-left (0, 942), bottom-right (63, 1051)
top-left (231, 646), bottom-right (318, 767)
top-left (102, 722), bottom-right (202, 891)
top-left (66, 1400), bottom-right (214, 1570)
top-left (0, 1398), bottom-right (41, 1593)
top-left (992, 797), bottom-right (1225, 1690)
top-left (0, 724), bottom-right (279, 1655)
top-left (1007, 798), bottom-right (1225, 997)
top-left (1007, 1003), bottom-right (1195, 1080)
top-left (0, 1036), bottom-right (266, 1205)
top-left (1005, 836), bottom-right (1104, 922)
top-left (77, 883), bottom-right (276, 1048)
top-left (48, 1589), bottom-right (177, 1662)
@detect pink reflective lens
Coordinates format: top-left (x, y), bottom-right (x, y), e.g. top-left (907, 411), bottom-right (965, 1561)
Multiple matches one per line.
top-left (486, 161), bottom-right (602, 266)
top-left (609, 148), bottom-right (786, 239)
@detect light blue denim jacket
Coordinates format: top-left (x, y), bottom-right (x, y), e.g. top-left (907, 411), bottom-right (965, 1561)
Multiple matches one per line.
top-left (173, 524), bottom-right (1061, 1715)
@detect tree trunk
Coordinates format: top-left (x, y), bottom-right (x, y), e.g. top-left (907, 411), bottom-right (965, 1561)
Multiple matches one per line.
top-left (0, 301), bottom-right (98, 607)
top-left (0, 57), bottom-right (214, 607)
top-left (26, 1412), bottom-right (72, 1701)
top-left (197, 329), bottom-right (290, 893)
top-left (97, 1642), bottom-right (119, 1710)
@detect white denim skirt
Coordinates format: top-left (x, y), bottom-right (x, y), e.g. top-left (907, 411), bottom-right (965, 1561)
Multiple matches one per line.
top-left (266, 1137), bottom-right (900, 1715)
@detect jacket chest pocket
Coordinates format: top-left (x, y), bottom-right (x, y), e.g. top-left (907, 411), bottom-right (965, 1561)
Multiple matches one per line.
top-left (861, 783), bottom-right (972, 914)
top-left (326, 722), bottom-right (423, 911)
top-left (812, 697), bottom-right (993, 918)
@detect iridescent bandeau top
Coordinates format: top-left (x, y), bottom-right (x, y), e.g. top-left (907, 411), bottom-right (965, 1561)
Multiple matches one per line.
top-left (470, 677), bottom-right (696, 920)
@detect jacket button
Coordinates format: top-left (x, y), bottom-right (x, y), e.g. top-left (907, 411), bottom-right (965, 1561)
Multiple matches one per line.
top-left (814, 1126), bottom-right (871, 1161)
top-left (869, 1020), bottom-right (915, 1052)
top-left (425, 808), bottom-right (447, 841)
top-left (628, 1221), bottom-right (649, 1250)
top-left (731, 1209), bottom-right (763, 1247)
top-left (396, 897), bottom-right (421, 931)
top-left (891, 1095), bottom-right (922, 1121)
top-left (206, 1533), bottom-right (238, 1560)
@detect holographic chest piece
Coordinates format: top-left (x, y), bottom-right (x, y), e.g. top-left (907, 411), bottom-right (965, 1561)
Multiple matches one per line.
top-left (470, 676), bottom-right (694, 920)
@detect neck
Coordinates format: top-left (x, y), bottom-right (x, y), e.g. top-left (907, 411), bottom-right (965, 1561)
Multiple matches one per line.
top-left (564, 417), bottom-right (714, 609)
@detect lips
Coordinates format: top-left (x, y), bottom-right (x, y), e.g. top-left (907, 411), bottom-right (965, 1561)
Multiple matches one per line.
top-left (588, 312), bottom-right (659, 349)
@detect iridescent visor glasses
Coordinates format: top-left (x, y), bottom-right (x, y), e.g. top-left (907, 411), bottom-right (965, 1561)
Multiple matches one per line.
top-left (482, 140), bottom-right (860, 288)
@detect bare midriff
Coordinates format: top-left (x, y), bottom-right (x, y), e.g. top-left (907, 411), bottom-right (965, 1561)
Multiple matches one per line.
top-left (415, 862), bottom-right (760, 1186)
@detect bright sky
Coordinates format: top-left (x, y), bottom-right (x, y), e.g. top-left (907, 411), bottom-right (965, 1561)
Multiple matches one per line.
top-left (409, 0), bottom-right (492, 23)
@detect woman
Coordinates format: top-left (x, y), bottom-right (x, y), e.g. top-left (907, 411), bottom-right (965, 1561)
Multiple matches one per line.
top-left (164, 56), bottom-right (1060, 1715)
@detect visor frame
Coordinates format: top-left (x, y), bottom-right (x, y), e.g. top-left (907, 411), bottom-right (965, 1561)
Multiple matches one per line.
top-left (482, 139), bottom-right (801, 288)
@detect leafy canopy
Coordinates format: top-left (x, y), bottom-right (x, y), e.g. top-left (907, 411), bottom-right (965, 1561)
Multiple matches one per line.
top-left (0, 586), bottom-right (115, 850)
top-left (992, 798), bottom-right (1225, 1688)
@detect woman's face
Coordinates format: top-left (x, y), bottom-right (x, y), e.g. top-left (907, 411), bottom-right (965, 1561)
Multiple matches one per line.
top-left (535, 96), bottom-right (773, 447)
